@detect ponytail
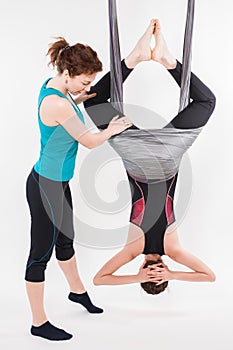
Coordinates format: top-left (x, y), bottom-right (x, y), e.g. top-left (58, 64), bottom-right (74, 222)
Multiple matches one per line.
top-left (46, 36), bottom-right (102, 76)
top-left (47, 36), bottom-right (69, 68)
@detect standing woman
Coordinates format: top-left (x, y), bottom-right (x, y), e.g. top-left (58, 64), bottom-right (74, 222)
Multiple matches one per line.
top-left (25, 38), bottom-right (133, 341)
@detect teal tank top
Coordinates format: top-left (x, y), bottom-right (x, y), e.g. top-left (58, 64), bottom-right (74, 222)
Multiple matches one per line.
top-left (34, 78), bottom-right (85, 181)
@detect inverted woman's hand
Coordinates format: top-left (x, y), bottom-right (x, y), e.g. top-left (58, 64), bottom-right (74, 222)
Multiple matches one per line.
top-left (147, 263), bottom-right (174, 285)
top-left (107, 115), bottom-right (133, 136)
top-left (137, 262), bottom-right (150, 283)
top-left (136, 261), bottom-right (160, 283)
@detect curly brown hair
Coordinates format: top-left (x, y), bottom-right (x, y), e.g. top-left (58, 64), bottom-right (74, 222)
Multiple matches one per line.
top-left (141, 259), bottom-right (168, 295)
top-left (47, 36), bottom-right (103, 77)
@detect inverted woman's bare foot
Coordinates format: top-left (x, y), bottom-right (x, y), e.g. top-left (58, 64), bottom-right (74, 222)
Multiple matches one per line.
top-left (151, 19), bottom-right (177, 69)
top-left (125, 19), bottom-right (156, 68)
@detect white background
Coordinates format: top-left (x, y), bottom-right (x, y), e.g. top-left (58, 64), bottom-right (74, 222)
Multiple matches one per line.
top-left (0, 1), bottom-right (232, 349)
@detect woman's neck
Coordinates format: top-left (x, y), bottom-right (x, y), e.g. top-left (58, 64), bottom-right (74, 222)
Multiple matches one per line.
top-left (47, 75), bottom-right (68, 96)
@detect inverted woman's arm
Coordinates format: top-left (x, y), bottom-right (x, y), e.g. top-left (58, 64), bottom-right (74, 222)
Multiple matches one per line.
top-left (153, 230), bottom-right (216, 285)
top-left (93, 246), bottom-right (139, 286)
top-left (93, 227), bottom-right (152, 286)
top-left (156, 250), bottom-right (216, 285)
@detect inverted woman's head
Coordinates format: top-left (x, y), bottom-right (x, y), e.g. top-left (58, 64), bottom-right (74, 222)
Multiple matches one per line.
top-left (46, 37), bottom-right (103, 94)
top-left (140, 254), bottom-right (168, 295)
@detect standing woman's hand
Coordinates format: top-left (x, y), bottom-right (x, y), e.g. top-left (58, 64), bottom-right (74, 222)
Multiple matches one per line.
top-left (74, 91), bottom-right (97, 104)
top-left (107, 115), bottom-right (133, 136)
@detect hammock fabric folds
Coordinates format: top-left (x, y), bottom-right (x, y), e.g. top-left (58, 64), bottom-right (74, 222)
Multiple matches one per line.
top-left (108, 0), bottom-right (198, 183)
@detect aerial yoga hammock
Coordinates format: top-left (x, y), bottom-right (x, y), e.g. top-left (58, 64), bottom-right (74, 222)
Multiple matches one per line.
top-left (84, 0), bottom-right (216, 249)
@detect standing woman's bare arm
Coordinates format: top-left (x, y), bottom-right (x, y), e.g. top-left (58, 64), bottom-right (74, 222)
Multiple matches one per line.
top-left (40, 95), bottom-right (133, 149)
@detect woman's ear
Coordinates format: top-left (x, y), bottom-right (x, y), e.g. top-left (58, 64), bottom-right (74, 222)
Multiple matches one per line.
top-left (141, 260), bottom-right (147, 268)
top-left (63, 69), bottom-right (69, 78)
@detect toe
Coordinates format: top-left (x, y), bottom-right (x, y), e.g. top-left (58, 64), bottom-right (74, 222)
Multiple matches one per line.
top-left (155, 19), bottom-right (161, 29)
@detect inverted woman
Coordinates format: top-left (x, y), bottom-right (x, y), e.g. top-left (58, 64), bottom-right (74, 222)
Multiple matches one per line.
top-left (83, 20), bottom-right (216, 293)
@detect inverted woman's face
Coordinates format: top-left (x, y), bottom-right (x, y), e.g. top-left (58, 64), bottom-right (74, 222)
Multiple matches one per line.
top-left (145, 253), bottom-right (161, 262)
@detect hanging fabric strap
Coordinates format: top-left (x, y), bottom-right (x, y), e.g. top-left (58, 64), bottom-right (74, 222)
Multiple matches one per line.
top-left (108, 0), bottom-right (124, 115)
top-left (179, 0), bottom-right (195, 111)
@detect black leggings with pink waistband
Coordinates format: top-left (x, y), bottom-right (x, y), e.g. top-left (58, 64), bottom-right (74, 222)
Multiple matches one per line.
top-left (84, 60), bottom-right (216, 255)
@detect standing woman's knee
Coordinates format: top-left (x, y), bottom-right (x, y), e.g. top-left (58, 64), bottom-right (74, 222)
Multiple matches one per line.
top-left (25, 261), bottom-right (48, 282)
top-left (55, 234), bottom-right (75, 261)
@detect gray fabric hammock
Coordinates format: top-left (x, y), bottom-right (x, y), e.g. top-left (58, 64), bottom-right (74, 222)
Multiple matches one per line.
top-left (107, 0), bottom-right (200, 183)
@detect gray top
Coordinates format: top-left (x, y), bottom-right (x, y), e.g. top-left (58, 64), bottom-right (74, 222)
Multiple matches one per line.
top-left (109, 126), bottom-right (202, 182)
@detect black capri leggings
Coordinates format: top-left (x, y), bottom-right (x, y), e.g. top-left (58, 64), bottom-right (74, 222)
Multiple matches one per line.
top-left (25, 169), bottom-right (75, 282)
top-left (84, 60), bottom-right (216, 130)
top-left (84, 60), bottom-right (216, 251)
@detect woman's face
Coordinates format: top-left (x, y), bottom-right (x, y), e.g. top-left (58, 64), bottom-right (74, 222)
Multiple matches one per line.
top-left (67, 72), bottom-right (97, 95)
top-left (145, 253), bottom-right (161, 263)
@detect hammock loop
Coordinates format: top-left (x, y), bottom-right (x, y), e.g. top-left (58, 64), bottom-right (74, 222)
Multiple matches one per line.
top-left (108, 0), bottom-right (195, 112)
top-left (108, 0), bottom-right (197, 183)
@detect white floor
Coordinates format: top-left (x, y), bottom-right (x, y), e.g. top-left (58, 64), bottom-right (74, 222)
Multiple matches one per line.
top-left (1, 247), bottom-right (233, 350)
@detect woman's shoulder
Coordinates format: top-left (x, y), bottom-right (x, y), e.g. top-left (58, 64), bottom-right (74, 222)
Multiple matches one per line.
top-left (126, 223), bottom-right (145, 257)
top-left (40, 94), bottom-right (74, 126)
top-left (42, 93), bottom-right (67, 106)
top-left (164, 226), bottom-right (182, 256)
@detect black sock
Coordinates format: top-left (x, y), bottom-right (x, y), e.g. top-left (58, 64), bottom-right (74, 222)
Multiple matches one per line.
top-left (31, 321), bottom-right (73, 341)
top-left (68, 291), bottom-right (104, 314)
